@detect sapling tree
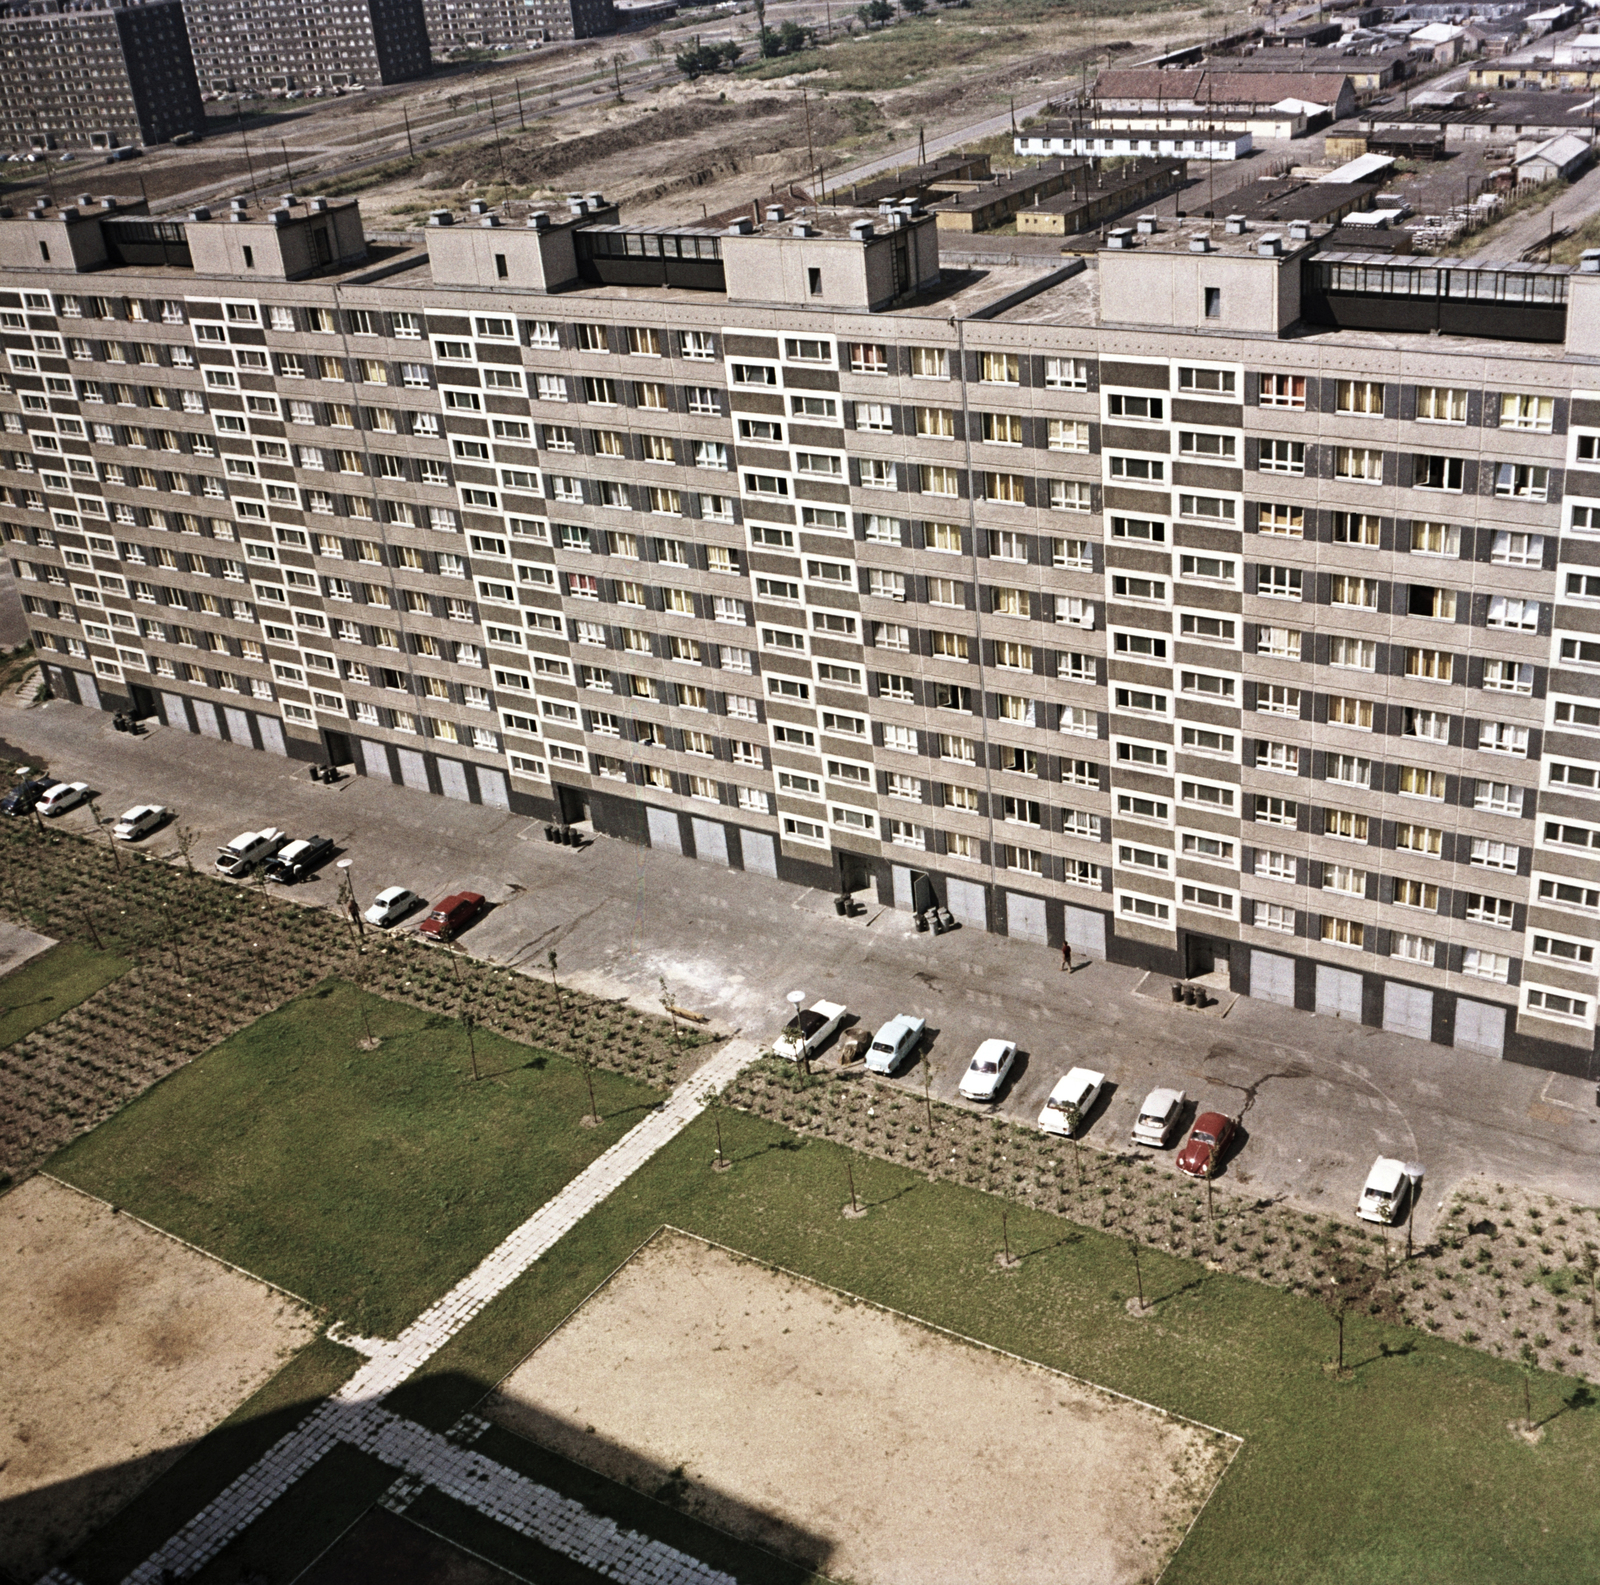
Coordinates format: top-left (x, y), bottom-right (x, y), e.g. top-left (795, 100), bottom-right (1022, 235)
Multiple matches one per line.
top-left (172, 824), bottom-right (198, 875)
top-left (86, 799), bottom-right (120, 873)
top-left (659, 974), bottom-right (680, 1047)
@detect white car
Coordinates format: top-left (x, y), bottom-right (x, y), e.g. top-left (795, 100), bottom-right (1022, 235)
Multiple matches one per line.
top-left (1357, 1157), bottom-right (1410, 1225)
top-left (958, 1038), bottom-right (1017, 1103)
top-left (37, 780), bottom-right (89, 816)
top-left (1132, 1087), bottom-right (1186, 1148)
top-left (364, 885), bottom-right (426, 927)
top-left (774, 999), bottom-right (847, 1062)
top-left (215, 827), bottom-right (287, 875)
top-left (1038, 1066), bottom-right (1104, 1136)
top-left (112, 804), bottom-right (166, 841)
top-left (865, 1013), bottom-right (925, 1075)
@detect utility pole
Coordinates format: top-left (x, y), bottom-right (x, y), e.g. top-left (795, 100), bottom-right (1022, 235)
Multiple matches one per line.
top-left (802, 87), bottom-right (816, 199)
top-left (515, 79), bottom-right (525, 130)
top-left (490, 95), bottom-right (506, 186)
top-left (240, 115), bottom-right (258, 202)
top-left (280, 138), bottom-right (292, 189)
top-left (402, 105), bottom-right (415, 159)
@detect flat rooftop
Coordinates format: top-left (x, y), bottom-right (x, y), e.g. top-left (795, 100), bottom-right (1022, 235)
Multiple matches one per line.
top-left (1363, 89), bottom-right (1600, 125)
top-left (1214, 179), bottom-right (1377, 223)
top-left (1102, 222), bottom-right (1308, 257)
top-left (930, 159), bottom-right (1081, 214)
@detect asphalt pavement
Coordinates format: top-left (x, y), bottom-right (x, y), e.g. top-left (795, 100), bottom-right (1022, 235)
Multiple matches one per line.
top-left (6, 694), bottom-right (1598, 1237)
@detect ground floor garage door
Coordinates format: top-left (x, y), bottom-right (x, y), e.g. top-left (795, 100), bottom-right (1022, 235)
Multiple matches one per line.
top-left (223, 707), bottom-right (253, 747)
top-left (396, 748), bottom-right (429, 793)
top-left (193, 700), bottom-right (221, 739)
top-left (361, 740), bottom-right (390, 782)
top-left (478, 768), bottom-right (509, 809)
top-left (1454, 998), bottom-right (1508, 1058)
top-left (1006, 892), bottom-right (1047, 944)
top-left (1065, 906), bottom-right (1107, 960)
top-left (645, 806), bottom-right (681, 854)
top-left (257, 715), bottom-right (286, 755)
top-left (691, 817), bottom-right (728, 866)
top-left (436, 758), bottom-right (470, 802)
top-left (740, 830), bottom-right (776, 877)
top-left (161, 692), bottom-right (192, 732)
top-left (1383, 981), bottom-right (1434, 1042)
top-left (1250, 949), bottom-right (1296, 1008)
top-left (1315, 964), bottom-right (1364, 1021)
top-left (946, 877), bottom-right (988, 930)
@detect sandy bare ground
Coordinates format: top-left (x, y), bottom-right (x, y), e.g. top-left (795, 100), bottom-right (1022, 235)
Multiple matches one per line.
top-left (488, 1229), bottom-right (1236, 1585)
top-left (0, 922), bottom-right (53, 978)
top-left (0, 1176), bottom-right (316, 1581)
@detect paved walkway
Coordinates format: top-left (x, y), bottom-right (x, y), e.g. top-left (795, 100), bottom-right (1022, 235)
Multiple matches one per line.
top-left (104, 1038), bottom-right (761, 1585)
top-left (357, 1408), bottom-right (739, 1585)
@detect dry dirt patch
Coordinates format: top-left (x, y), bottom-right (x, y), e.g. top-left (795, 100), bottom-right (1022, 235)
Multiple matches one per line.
top-left (0, 1176), bottom-right (316, 1580)
top-left (488, 1229), bottom-right (1235, 1585)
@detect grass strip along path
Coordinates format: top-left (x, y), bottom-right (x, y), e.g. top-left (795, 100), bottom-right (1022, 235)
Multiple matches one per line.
top-left (51, 980), bottom-right (663, 1337)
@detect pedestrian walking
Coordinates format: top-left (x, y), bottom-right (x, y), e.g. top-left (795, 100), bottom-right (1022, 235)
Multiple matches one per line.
top-left (1061, 939), bottom-right (1073, 973)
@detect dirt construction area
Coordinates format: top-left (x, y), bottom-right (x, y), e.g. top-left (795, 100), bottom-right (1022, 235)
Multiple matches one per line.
top-left (0, 1176), bottom-right (316, 1582)
top-left (488, 1229), bottom-right (1236, 1585)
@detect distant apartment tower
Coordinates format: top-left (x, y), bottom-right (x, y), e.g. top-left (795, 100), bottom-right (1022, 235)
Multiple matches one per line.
top-left (0, 0), bottom-right (205, 151)
top-left (421, 0), bottom-right (616, 52)
top-left (180, 0), bottom-right (431, 96)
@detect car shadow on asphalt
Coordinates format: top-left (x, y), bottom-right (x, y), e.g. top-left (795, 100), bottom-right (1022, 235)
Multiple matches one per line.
top-left (1080, 1079), bottom-right (1117, 1135)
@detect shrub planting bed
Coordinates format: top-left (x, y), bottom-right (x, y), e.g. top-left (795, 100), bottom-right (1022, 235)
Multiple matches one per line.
top-left (724, 1058), bottom-right (1600, 1382)
top-left (0, 823), bottom-right (705, 1183)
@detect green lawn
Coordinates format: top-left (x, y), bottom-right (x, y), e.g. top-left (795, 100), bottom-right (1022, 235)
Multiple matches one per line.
top-left (56, 1058), bottom-right (1600, 1585)
top-left (385, 1107), bottom-right (1600, 1585)
top-left (0, 940), bottom-right (131, 1048)
top-left (49, 979), bottom-right (662, 1336)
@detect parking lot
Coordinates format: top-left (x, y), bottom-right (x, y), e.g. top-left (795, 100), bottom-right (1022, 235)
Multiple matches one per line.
top-left (6, 695), bottom-right (1599, 1237)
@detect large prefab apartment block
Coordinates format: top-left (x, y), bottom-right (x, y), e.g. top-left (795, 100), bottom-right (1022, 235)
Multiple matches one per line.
top-left (1, 189), bottom-right (1597, 1080)
top-left (0, 0), bottom-right (205, 152)
top-left (422, 0), bottom-right (617, 52)
top-left (180, 0), bottom-right (430, 95)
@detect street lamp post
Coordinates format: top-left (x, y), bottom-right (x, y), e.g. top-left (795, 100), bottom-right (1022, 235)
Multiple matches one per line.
top-left (336, 858), bottom-right (362, 937)
top-left (785, 989), bottom-right (806, 1073)
top-left (1402, 1162), bottom-right (1426, 1260)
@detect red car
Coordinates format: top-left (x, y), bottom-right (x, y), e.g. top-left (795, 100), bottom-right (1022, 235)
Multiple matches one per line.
top-left (417, 891), bottom-right (485, 942)
top-left (1176, 1111), bottom-right (1237, 1179)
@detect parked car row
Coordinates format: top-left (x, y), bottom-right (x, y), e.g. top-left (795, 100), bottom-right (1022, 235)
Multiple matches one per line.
top-left (770, 1000), bottom-right (1250, 1184)
top-left (1, 777), bottom-right (90, 818)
